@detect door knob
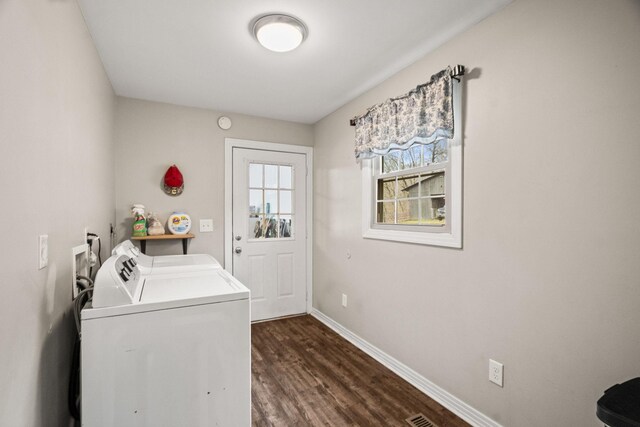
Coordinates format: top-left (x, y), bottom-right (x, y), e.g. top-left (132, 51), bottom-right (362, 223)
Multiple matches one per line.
top-left (235, 235), bottom-right (242, 241)
top-left (234, 247), bottom-right (242, 254)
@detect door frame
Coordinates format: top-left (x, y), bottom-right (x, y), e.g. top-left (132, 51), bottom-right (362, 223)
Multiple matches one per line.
top-left (224, 138), bottom-right (313, 315)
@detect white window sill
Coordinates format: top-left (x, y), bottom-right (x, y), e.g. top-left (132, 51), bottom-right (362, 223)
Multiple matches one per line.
top-left (363, 227), bottom-right (461, 248)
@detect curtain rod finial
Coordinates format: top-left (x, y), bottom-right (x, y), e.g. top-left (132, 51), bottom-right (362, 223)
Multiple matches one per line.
top-left (451, 65), bottom-right (465, 78)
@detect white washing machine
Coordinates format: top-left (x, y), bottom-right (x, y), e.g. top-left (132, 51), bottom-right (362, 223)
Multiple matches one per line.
top-left (81, 254), bottom-right (250, 426)
top-left (112, 240), bottom-right (221, 275)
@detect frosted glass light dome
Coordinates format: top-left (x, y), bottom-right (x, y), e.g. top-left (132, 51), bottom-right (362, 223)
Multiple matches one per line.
top-left (252, 14), bottom-right (308, 53)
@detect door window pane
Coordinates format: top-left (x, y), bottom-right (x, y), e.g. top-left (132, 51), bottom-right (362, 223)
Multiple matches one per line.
top-left (264, 215), bottom-right (279, 238)
top-left (264, 165), bottom-right (278, 188)
top-left (279, 215), bottom-right (293, 238)
top-left (279, 190), bottom-right (292, 214)
top-left (249, 163), bottom-right (263, 188)
top-left (280, 166), bottom-right (292, 189)
top-left (249, 215), bottom-right (263, 238)
top-left (251, 215), bottom-right (280, 238)
top-left (265, 190), bottom-right (278, 214)
top-left (249, 189), bottom-right (263, 216)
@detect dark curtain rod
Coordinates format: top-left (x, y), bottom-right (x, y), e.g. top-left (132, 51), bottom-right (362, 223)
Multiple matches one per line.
top-left (349, 65), bottom-right (465, 126)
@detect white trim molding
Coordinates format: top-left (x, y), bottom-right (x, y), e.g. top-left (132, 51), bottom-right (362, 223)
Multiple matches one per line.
top-left (311, 309), bottom-right (501, 427)
top-left (224, 138), bottom-right (314, 314)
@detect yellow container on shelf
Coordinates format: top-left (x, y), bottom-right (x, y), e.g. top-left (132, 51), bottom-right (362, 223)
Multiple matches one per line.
top-left (167, 212), bottom-right (191, 235)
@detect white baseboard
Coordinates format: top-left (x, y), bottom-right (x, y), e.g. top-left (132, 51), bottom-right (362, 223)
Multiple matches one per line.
top-left (310, 309), bottom-right (501, 427)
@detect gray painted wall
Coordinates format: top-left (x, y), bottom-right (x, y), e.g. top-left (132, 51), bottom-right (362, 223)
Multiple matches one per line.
top-left (3, 0), bottom-right (639, 425)
top-left (313, 0), bottom-right (640, 425)
top-left (114, 97), bottom-right (313, 265)
top-left (0, 0), bottom-right (115, 425)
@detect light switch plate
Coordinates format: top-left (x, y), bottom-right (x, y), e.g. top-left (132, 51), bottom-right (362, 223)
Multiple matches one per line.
top-left (199, 219), bottom-right (214, 233)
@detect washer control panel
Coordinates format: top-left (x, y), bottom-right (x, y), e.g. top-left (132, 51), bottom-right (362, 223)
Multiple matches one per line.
top-left (93, 254), bottom-right (142, 308)
top-left (112, 240), bottom-right (153, 272)
top-left (115, 255), bottom-right (140, 295)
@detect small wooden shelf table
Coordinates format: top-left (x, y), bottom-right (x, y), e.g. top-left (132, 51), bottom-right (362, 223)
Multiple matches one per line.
top-left (131, 233), bottom-right (195, 255)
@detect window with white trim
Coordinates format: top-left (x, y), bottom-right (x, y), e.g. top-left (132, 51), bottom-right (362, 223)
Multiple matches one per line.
top-left (361, 79), bottom-right (462, 248)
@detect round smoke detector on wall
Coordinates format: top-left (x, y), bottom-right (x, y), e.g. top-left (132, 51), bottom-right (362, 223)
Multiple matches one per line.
top-left (218, 116), bottom-right (232, 130)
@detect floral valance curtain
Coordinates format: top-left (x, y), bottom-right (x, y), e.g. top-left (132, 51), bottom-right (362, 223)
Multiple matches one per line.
top-left (353, 67), bottom-right (454, 161)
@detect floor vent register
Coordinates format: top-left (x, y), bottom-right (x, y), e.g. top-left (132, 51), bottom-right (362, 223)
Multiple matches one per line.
top-left (405, 413), bottom-right (439, 427)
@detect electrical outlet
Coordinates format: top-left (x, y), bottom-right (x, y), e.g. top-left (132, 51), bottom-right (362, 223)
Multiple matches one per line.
top-left (38, 235), bottom-right (48, 269)
top-left (341, 294), bottom-right (348, 307)
top-left (489, 359), bottom-right (504, 387)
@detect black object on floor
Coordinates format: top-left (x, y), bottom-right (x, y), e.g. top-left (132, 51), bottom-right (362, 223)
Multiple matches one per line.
top-left (597, 377), bottom-right (640, 427)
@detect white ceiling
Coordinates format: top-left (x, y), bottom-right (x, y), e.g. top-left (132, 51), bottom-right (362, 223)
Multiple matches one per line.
top-left (78, 0), bottom-right (511, 124)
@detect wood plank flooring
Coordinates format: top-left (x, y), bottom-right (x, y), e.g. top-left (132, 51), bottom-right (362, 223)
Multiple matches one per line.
top-left (251, 315), bottom-right (469, 427)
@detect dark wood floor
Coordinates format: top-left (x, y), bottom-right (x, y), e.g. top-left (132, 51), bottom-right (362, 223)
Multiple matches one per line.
top-left (251, 315), bottom-right (469, 427)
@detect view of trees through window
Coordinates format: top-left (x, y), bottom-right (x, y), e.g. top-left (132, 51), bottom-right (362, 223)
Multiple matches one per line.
top-left (375, 140), bottom-right (448, 226)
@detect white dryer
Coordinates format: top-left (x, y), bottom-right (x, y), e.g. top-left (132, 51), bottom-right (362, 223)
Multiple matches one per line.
top-left (81, 254), bottom-right (250, 427)
top-left (112, 240), bottom-right (221, 275)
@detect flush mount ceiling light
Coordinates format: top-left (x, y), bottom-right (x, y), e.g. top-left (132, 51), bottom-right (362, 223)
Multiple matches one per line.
top-left (252, 14), bottom-right (308, 53)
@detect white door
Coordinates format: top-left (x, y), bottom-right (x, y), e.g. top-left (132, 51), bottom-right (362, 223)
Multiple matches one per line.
top-left (232, 147), bottom-right (307, 321)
